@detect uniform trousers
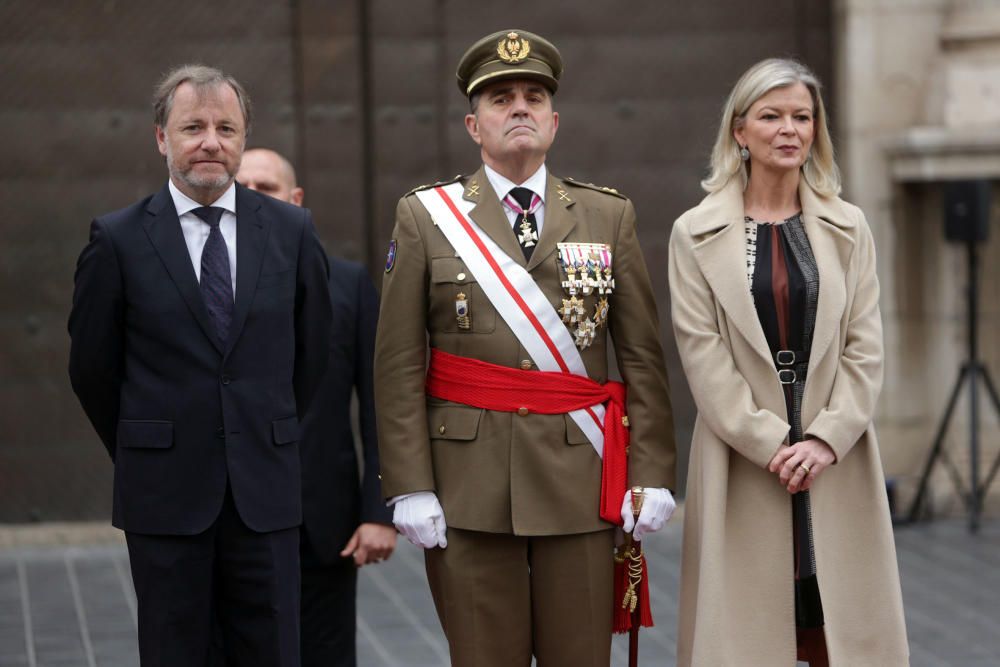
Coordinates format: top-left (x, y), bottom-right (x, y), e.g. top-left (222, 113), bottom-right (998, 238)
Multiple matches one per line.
top-left (125, 486), bottom-right (300, 667)
top-left (424, 527), bottom-right (615, 667)
top-left (299, 528), bottom-right (358, 667)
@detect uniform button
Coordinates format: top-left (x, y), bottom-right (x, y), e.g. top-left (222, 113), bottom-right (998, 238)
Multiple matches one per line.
top-left (517, 407), bottom-right (529, 417)
top-left (215, 427), bottom-right (225, 439)
top-left (221, 375), bottom-right (231, 385)
top-left (519, 360), bottom-right (533, 370)
top-left (457, 272), bottom-right (466, 281)
top-left (438, 425), bottom-right (446, 435)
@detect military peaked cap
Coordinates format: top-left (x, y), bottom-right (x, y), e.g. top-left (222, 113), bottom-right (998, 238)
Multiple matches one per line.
top-left (456, 29), bottom-right (563, 97)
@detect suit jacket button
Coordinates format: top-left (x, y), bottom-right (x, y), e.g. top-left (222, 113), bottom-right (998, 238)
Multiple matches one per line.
top-left (215, 427), bottom-right (225, 439)
top-left (519, 360), bottom-right (533, 370)
top-left (517, 407), bottom-right (529, 416)
top-left (221, 375), bottom-right (231, 385)
top-left (438, 425), bottom-right (446, 434)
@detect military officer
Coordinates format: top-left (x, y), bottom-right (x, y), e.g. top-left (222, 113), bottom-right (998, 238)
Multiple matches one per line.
top-left (374, 29), bottom-right (677, 667)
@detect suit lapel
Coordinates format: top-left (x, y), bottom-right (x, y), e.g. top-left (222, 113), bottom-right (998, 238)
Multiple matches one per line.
top-left (526, 174), bottom-right (576, 272)
top-left (226, 184), bottom-right (270, 354)
top-left (142, 184), bottom-right (225, 355)
top-left (465, 166), bottom-right (529, 266)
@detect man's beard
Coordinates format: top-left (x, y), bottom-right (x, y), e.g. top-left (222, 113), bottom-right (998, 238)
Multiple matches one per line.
top-left (173, 163), bottom-right (234, 193)
top-left (166, 145), bottom-right (237, 194)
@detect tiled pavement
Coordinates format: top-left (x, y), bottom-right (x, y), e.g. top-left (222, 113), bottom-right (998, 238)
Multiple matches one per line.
top-left (0, 516), bottom-right (998, 666)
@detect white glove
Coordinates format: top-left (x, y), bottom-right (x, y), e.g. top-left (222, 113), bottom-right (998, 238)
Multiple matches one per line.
top-left (391, 491), bottom-right (448, 549)
top-left (620, 487), bottom-right (675, 542)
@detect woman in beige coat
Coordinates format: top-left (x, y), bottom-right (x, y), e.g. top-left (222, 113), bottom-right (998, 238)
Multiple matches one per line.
top-left (669, 59), bottom-right (908, 666)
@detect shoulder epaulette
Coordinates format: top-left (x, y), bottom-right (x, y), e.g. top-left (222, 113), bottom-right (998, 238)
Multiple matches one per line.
top-left (406, 174), bottom-right (464, 196)
top-left (562, 176), bottom-right (627, 199)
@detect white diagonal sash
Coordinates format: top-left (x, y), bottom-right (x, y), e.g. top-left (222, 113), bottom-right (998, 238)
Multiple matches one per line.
top-left (415, 183), bottom-right (606, 457)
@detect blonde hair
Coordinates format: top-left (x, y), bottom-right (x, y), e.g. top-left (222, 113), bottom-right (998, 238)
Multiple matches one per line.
top-left (701, 58), bottom-right (840, 196)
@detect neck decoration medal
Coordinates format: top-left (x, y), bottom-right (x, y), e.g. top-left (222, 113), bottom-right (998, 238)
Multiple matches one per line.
top-left (503, 190), bottom-right (542, 248)
top-left (518, 217), bottom-right (538, 247)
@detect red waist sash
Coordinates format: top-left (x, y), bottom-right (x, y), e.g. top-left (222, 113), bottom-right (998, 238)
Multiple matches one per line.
top-left (425, 347), bottom-right (628, 525)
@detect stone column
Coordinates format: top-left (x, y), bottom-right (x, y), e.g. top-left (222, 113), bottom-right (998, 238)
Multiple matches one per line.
top-left (837, 0), bottom-right (1000, 516)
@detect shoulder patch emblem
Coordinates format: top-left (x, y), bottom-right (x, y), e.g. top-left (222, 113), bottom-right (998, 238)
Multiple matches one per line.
top-left (384, 239), bottom-right (397, 273)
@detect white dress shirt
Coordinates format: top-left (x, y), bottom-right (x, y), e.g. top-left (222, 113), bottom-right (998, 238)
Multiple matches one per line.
top-left (168, 180), bottom-right (238, 295)
top-left (483, 163), bottom-right (548, 236)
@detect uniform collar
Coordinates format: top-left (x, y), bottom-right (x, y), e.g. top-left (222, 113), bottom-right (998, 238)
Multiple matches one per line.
top-left (483, 162), bottom-right (548, 204)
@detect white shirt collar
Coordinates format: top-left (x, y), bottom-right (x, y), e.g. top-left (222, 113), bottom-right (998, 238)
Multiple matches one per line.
top-left (168, 179), bottom-right (238, 218)
top-left (483, 163), bottom-right (548, 204)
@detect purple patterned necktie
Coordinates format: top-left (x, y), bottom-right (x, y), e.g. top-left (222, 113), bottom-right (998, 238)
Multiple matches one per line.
top-left (192, 206), bottom-right (233, 343)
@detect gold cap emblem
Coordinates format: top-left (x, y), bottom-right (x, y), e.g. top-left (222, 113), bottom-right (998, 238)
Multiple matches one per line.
top-left (497, 32), bottom-right (531, 64)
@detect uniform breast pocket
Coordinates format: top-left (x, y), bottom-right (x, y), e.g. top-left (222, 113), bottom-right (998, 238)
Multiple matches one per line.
top-left (429, 257), bottom-right (495, 333)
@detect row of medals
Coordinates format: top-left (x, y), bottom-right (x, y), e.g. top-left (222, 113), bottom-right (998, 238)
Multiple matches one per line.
top-left (453, 242), bottom-right (613, 351)
top-left (558, 242), bottom-right (613, 350)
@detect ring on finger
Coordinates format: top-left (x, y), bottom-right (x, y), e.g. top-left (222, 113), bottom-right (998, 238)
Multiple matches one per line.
top-left (798, 463), bottom-right (811, 474)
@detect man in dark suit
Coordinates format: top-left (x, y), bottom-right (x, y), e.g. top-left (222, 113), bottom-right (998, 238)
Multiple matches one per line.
top-left (68, 65), bottom-right (332, 667)
top-left (238, 148), bottom-right (395, 667)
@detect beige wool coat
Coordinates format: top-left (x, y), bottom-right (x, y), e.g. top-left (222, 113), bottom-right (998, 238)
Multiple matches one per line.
top-left (668, 178), bottom-right (908, 666)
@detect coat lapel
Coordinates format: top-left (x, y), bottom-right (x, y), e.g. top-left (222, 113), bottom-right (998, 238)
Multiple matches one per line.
top-left (799, 184), bottom-right (855, 371)
top-left (142, 184), bottom-right (225, 355)
top-left (689, 181), bottom-right (774, 367)
top-left (226, 184), bottom-right (270, 355)
top-left (692, 220), bottom-right (775, 367)
top-left (687, 179), bottom-right (859, 373)
top-left (526, 174), bottom-right (576, 272)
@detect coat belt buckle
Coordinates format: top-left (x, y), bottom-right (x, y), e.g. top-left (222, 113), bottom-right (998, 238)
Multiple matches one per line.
top-left (776, 350), bottom-right (796, 366)
top-left (778, 369), bottom-right (797, 385)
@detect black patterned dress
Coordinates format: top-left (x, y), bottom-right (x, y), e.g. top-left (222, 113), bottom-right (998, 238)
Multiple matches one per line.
top-left (744, 214), bottom-right (825, 631)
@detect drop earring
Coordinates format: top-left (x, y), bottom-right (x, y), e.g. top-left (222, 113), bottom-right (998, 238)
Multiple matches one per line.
top-left (739, 145), bottom-right (750, 161)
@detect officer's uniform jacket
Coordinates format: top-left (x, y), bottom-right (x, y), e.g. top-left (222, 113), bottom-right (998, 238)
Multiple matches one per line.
top-left (375, 165), bottom-right (676, 535)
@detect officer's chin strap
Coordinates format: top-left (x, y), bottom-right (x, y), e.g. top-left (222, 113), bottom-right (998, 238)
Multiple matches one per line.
top-left (613, 487), bottom-right (654, 636)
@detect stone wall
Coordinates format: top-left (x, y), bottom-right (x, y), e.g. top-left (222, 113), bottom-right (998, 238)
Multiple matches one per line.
top-left (0, 1), bottom-right (831, 520)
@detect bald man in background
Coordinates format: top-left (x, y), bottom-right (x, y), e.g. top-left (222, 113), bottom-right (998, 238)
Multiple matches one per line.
top-left (238, 148), bottom-right (395, 667)
top-left (235, 149), bottom-right (305, 206)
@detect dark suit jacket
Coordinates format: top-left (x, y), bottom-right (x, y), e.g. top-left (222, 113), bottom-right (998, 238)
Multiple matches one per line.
top-left (69, 182), bottom-right (332, 535)
top-left (300, 256), bottom-right (391, 563)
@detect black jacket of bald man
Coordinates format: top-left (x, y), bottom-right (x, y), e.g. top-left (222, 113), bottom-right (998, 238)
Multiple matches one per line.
top-left (298, 256), bottom-right (391, 667)
top-left (301, 255), bottom-right (391, 560)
